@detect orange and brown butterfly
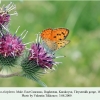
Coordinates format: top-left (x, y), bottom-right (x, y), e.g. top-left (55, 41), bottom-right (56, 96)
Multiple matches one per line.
top-left (40, 28), bottom-right (70, 51)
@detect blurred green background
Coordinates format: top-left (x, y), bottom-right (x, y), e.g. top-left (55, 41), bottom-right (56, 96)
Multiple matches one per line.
top-left (0, 0), bottom-right (100, 87)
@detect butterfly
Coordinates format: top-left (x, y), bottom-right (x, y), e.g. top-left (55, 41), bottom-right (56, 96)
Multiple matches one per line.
top-left (40, 28), bottom-right (70, 51)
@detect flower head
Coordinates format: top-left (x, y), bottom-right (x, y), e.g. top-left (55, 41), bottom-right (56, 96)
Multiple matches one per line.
top-left (21, 42), bottom-right (55, 75)
top-left (29, 43), bottom-right (54, 69)
top-left (0, 10), bottom-right (10, 26)
top-left (0, 2), bottom-right (18, 29)
top-left (0, 26), bottom-right (26, 68)
top-left (0, 33), bottom-right (25, 57)
top-left (21, 34), bottom-right (59, 76)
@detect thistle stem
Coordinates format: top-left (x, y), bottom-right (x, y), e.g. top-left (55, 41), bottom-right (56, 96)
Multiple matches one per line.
top-left (0, 71), bottom-right (22, 78)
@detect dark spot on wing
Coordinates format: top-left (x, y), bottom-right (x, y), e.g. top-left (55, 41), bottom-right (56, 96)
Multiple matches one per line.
top-left (59, 39), bottom-right (62, 40)
top-left (62, 32), bottom-right (65, 35)
top-left (53, 36), bottom-right (56, 38)
top-left (57, 33), bottom-right (61, 36)
top-left (64, 35), bottom-right (66, 38)
top-left (57, 42), bottom-right (62, 44)
top-left (59, 45), bottom-right (63, 48)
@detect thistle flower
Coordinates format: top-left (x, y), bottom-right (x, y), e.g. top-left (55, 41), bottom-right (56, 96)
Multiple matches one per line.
top-left (0, 33), bottom-right (25, 57)
top-left (0, 27), bottom-right (26, 67)
top-left (0, 11), bottom-right (10, 26)
top-left (0, 2), bottom-right (18, 31)
top-left (29, 43), bottom-right (54, 69)
top-left (21, 34), bottom-right (62, 76)
top-left (21, 35), bottom-right (60, 87)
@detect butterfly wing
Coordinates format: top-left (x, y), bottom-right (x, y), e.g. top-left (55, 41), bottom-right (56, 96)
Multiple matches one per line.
top-left (40, 28), bottom-right (70, 51)
top-left (42, 39), bottom-right (57, 51)
top-left (41, 28), bottom-right (53, 40)
top-left (56, 40), bottom-right (70, 50)
top-left (43, 40), bottom-right (70, 51)
top-left (51, 28), bottom-right (69, 42)
top-left (41, 28), bottom-right (69, 42)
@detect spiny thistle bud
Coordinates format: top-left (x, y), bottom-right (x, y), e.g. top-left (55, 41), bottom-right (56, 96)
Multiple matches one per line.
top-left (0, 2), bottom-right (18, 31)
top-left (0, 28), bottom-right (25, 68)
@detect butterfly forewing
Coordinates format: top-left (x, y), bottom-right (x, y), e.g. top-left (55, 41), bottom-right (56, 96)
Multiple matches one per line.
top-left (51, 28), bottom-right (69, 41)
top-left (41, 28), bottom-right (52, 40)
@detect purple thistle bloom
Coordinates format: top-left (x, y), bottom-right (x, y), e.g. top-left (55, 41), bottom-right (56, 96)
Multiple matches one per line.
top-left (0, 12), bottom-right (10, 26)
top-left (29, 43), bottom-right (54, 69)
top-left (0, 2), bottom-right (18, 29)
top-left (21, 34), bottom-right (64, 86)
top-left (0, 33), bottom-right (25, 57)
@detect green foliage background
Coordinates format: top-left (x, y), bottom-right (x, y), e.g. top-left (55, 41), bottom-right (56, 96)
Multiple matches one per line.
top-left (0, 0), bottom-right (100, 87)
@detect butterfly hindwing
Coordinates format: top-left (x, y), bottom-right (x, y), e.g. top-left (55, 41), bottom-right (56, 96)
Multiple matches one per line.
top-left (43, 39), bottom-right (57, 51)
top-left (56, 40), bottom-right (70, 50)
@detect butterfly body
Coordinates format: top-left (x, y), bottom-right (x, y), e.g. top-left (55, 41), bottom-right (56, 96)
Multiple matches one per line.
top-left (41, 28), bottom-right (70, 51)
